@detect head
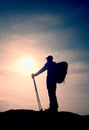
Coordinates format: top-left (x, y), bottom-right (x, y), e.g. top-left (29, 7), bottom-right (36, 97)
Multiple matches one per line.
top-left (46, 55), bottom-right (53, 62)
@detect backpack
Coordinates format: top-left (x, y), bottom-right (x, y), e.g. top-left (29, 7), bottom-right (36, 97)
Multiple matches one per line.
top-left (55, 61), bottom-right (68, 83)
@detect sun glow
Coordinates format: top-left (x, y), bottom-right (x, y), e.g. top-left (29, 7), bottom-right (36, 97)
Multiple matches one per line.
top-left (15, 56), bottom-right (38, 76)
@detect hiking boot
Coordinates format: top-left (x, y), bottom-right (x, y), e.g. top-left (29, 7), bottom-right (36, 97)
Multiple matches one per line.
top-left (45, 108), bottom-right (58, 112)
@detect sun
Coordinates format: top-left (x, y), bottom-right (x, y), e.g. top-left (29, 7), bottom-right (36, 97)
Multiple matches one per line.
top-left (15, 56), bottom-right (38, 76)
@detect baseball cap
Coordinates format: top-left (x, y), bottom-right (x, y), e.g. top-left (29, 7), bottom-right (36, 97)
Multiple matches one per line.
top-left (46, 55), bottom-right (53, 60)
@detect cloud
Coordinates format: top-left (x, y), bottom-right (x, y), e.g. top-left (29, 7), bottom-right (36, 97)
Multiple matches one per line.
top-left (0, 10), bottom-right (89, 54)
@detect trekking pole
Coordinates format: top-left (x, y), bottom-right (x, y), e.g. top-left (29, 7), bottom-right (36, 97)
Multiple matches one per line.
top-left (32, 76), bottom-right (43, 111)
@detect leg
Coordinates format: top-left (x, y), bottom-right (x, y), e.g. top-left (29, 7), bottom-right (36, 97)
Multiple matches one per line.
top-left (46, 77), bottom-right (58, 111)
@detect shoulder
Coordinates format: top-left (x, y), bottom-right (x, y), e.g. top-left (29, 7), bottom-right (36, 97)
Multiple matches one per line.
top-left (44, 62), bottom-right (48, 67)
top-left (53, 61), bottom-right (57, 65)
top-left (54, 61), bottom-right (56, 64)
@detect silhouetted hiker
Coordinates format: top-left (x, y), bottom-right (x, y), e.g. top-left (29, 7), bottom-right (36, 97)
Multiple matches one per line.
top-left (31, 55), bottom-right (58, 112)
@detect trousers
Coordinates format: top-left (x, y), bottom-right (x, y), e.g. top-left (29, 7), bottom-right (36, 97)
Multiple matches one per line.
top-left (46, 76), bottom-right (58, 109)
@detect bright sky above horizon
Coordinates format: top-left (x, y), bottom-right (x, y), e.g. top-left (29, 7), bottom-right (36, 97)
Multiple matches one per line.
top-left (0, 0), bottom-right (89, 115)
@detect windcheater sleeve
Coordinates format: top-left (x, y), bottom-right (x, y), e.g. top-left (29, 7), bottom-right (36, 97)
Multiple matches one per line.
top-left (35, 63), bottom-right (47, 76)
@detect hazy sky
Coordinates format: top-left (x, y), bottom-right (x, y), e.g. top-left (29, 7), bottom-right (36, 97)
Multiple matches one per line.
top-left (0, 0), bottom-right (89, 115)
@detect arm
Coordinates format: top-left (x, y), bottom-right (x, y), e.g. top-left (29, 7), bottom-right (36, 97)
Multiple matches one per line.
top-left (31, 64), bottom-right (47, 78)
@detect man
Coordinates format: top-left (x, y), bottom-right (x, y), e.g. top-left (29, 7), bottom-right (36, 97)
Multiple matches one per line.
top-left (31, 55), bottom-right (58, 112)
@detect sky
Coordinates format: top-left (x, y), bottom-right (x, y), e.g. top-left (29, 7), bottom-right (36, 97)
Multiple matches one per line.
top-left (0, 0), bottom-right (89, 115)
